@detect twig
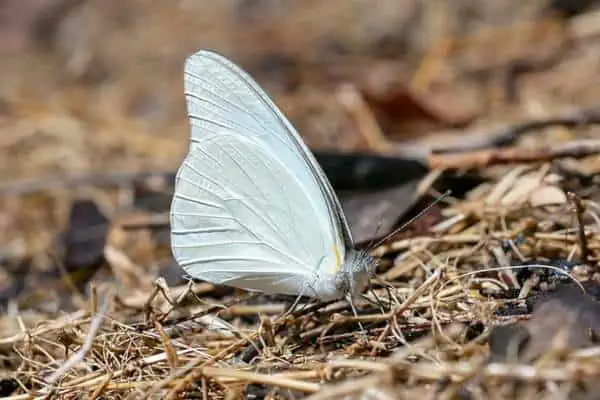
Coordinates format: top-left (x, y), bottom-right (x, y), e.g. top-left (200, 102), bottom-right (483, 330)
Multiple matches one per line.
top-left (428, 139), bottom-right (600, 169)
top-left (568, 192), bottom-right (590, 264)
top-left (0, 310), bottom-right (89, 346)
top-left (306, 324), bottom-right (464, 400)
top-left (442, 112), bottom-right (600, 153)
top-left (304, 374), bottom-right (382, 400)
top-left (145, 336), bottom-right (255, 399)
top-left (193, 366), bottom-right (320, 393)
top-left (43, 296), bottom-right (110, 388)
top-left (88, 372), bottom-right (113, 400)
top-left (389, 268), bottom-right (441, 319)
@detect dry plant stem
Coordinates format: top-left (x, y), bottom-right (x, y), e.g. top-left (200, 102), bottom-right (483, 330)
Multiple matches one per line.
top-left (8, 366), bottom-right (321, 399)
top-left (219, 303), bottom-right (286, 317)
top-left (306, 324), bottom-right (465, 400)
top-left (155, 321), bottom-right (179, 370)
top-left (390, 269), bottom-right (441, 319)
top-left (0, 310), bottom-right (89, 346)
top-left (151, 281), bottom-right (195, 323)
top-left (372, 233), bottom-right (507, 258)
top-left (373, 228), bottom-right (600, 259)
top-left (327, 359), bottom-right (391, 373)
top-left (567, 192), bottom-right (590, 264)
top-left (5, 348), bottom-right (201, 400)
top-left (138, 293), bottom-right (260, 332)
top-left (145, 336), bottom-right (254, 399)
top-left (201, 377), bottom-right (208, 400)
top-left (404, 360), bottom-right (600, 382)
top-left (304, 374), bottom-right (382, 400)
top-left (370, 324), bottom-right (391, 356)
top-left (120, 281), bottom-right (215, 311)
top-left (159, 300), bottom-right (345, 398)
top-left (185, 366), bottom-right (321, 393)
top-left (11, 352), bottom-right (594, 400)
top-left (143, 284), bottom-right (162, 322)
top-left (428, 139), bottom-right (600, 169)
top-left (107, 371), bottom-right (320, 395)
top-left (436, 111), bottom-right (600, 153)
top-left (144, 277), bottom-right (179, 322)
top-left (97, 369), bottom-right (340, 392)
top-left (302, 271), bottom-right (449, 342)
top-left (42, 298), bottom-right (109, 392)
top-left (88, 372), bottom-right (113, 400)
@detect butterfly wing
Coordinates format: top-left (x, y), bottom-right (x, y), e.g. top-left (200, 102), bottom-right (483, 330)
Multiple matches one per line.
top-left (170, 50), bottom-right (351, 297)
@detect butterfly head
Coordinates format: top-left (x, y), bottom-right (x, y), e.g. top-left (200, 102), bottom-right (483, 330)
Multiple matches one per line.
top-left (335, 249), bottom-right (375, 299)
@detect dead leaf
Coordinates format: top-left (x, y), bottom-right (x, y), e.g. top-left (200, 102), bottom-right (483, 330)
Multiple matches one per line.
top-left (529, 184), bottom-right (567, 206)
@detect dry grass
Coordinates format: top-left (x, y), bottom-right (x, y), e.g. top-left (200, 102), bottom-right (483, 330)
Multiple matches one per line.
top-left (1, 162), bottom-right (600, 398)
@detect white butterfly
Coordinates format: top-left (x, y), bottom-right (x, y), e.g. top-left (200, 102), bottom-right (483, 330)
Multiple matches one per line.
top-left (170, 50), bottom-right (374, 302)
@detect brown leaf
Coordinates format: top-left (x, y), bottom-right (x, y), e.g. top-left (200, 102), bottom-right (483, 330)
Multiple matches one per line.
top-left (361, 62), bottom-right (478, 133)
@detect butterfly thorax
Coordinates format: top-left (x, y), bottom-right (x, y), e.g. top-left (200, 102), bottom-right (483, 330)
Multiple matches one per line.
top-left (307, 250), bottom-right (373, 301)
top-left (296, 250), bottom-right (370, 302)
top-left (339, 249), bottom-right (375, 298)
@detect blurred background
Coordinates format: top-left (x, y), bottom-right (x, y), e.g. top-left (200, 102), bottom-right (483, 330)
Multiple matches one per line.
top-left (0, 0), bottom-right (599, 310)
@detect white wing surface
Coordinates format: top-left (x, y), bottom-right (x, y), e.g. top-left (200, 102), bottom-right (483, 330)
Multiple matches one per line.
top-left (170, 50), bottom-right (352, 295)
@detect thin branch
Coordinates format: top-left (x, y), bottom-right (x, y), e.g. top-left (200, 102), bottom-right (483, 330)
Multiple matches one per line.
top-left (429, 139), bottom-right (600, 169)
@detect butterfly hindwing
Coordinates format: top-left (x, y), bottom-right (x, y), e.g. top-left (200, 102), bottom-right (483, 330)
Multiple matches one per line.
top-left (171, 133), bottom-right (336, 296)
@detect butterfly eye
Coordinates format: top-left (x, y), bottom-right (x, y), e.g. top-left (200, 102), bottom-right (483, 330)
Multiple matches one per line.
top-left (368, 258), bottom-right (379, 278)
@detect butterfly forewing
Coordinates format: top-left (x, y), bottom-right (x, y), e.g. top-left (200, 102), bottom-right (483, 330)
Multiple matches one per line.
top-left (183, 51), bottom-right (353, 249)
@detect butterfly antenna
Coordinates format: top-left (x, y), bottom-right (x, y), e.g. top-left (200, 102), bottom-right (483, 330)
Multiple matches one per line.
top-left (364, 218), bottom-right (386, 254)
top-left (368, 190), bottom-right (452, 252)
